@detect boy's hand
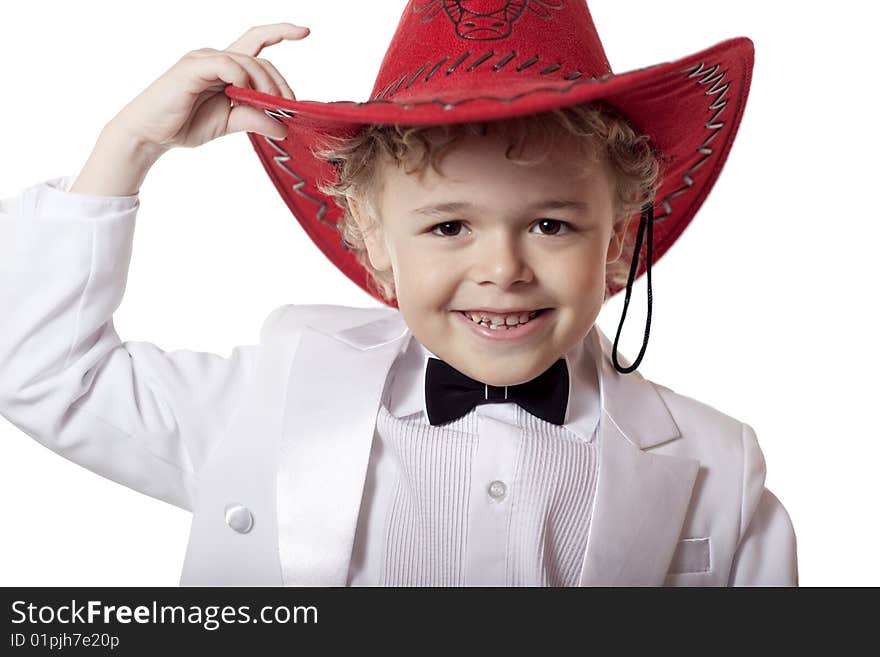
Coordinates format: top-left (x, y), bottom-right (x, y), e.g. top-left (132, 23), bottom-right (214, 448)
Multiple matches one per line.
top-left (113, 23), bottom-right (307, 156)
top-left (71, 24), bottom-right (307, 197)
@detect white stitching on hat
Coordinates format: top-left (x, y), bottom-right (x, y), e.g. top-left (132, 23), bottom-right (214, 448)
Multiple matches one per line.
top-left (406, 63), bottom-right (430, 89)
top-left (493, 51), bottom-right (518, 71)
top-left (389, 73), bottom-right (410, 97)
top-left (446, 50), bottom-right (472, 75)
top-left (261, 107), bottom-right (333, 230)
top-left (425, 57), bottom-right (450, 81)
top-left (373, 50), bottom-right (591, 101)
top-left (516, 55), bottom-right (541, 71)
top-left (655, 61), bottom-right (731, 221)
top-left (468, 51), bottom-right (496, 71)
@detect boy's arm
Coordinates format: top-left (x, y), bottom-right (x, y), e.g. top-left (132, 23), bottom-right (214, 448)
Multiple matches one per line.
top-left (0, 177), bottom-right (269, 512)
top-left (727, 422), bottom-right (799, 586)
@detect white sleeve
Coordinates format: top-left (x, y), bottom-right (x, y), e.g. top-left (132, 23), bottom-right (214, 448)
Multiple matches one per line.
top-left (0, 176), bottom-right (272, 512)
top-left (727, 422), bottom-right (799, 586)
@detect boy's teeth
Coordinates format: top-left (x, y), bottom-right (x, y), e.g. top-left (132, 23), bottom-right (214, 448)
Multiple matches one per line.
top-left (464, 310), bottom-right (539, 327)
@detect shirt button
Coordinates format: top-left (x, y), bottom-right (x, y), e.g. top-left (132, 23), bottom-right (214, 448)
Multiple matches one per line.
top-left (224, 503), bottom-right (254, 534)
top-left (487, 480), bottom-right (507, 501)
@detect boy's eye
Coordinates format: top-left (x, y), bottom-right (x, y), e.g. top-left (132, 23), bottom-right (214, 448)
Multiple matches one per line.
top-left (429, 219), bottom-right (573, 238)
top-left (532, 219), bottom-right (572, 235)
top-left (430, 221), bottom-right (466, 237)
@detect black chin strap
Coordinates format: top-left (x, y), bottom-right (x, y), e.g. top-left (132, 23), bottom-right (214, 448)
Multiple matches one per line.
top-left (612, 203), bottom-right (654, 374)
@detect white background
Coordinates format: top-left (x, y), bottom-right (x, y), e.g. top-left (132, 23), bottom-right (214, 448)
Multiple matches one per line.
top-left (0, 0), bottom-right (876, 586)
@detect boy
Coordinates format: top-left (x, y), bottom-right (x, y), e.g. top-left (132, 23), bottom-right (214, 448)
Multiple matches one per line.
top-left (0, 1), bottom-right (797, 586)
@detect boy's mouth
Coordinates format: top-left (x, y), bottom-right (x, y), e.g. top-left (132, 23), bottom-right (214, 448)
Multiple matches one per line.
top-left (454, 308), bottom-right (549, 329)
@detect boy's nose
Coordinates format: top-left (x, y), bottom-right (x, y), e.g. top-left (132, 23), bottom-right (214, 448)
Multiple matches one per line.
top-left (472, 236), bottom-right (533, 288)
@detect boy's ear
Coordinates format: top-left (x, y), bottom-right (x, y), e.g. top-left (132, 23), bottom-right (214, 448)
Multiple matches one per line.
top-left (606, 211), bottom-right (634, 264)
top-left (349, 196), bottom-right (392, 273)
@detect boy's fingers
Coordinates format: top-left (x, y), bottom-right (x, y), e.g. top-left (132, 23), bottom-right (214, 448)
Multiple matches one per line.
top-left (226, 23), bottom-right (310, 58)
top-left (188, 54), bottom-right (250, 92)
top-left (256, 58), bottom-right (296, 100)
top-left (226, 104), bottom-right (289, 140)
top-left (223, 52), bottom-right (281, 97)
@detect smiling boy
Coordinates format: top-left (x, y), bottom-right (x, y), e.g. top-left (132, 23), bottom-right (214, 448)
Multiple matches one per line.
top-left (0, 1), bottom-right (797, 586)
top-left (338, 117), bottom-right (628, 388)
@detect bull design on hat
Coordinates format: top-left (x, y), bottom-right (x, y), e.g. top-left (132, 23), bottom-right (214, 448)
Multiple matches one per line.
top-left (413, 0), bottom-right (565, 40)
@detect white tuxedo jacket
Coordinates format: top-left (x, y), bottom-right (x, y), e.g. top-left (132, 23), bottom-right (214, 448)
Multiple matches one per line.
top-left (0, 178), bottom-right (797, 587)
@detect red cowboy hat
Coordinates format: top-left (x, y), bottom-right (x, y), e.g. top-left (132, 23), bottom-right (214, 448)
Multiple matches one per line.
top-left (224, 0), bottom-right (754, 373)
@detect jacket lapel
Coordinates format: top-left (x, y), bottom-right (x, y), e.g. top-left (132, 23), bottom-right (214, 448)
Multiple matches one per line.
top-left (276, 312), bottom-right (410, 586)
top-left (577, 327), bottom-right (700, 586)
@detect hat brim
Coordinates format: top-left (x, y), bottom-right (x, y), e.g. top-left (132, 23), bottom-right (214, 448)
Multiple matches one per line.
top-left (225, 36), bottom-right (754, 306)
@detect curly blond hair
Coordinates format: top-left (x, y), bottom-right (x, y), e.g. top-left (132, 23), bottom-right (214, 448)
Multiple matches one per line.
top-left (313, 101), bottom-right (661, 304)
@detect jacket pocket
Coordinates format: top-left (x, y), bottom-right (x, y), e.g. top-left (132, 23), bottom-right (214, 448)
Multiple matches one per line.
top-left (669, 537), bottom-right (711, 574)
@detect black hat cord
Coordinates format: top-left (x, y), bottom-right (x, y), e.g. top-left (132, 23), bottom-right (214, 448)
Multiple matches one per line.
top-left (611, 203), bottom-right (654, 374)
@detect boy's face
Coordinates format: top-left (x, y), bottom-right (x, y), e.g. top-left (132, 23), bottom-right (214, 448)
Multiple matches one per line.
top-left (357, 128), bottom-right (631, 387)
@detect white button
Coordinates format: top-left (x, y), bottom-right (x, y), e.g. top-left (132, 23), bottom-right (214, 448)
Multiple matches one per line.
top-left (224, 503), bottom-right (254, 534)
top-left (487, 480), bottom-right (507, 500)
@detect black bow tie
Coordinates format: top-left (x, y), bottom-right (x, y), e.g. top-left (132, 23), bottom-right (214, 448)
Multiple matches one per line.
top-left (424, 357), bottom-right (569, 426)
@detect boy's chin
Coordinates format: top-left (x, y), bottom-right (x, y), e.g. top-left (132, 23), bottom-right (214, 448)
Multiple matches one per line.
top-left (449, 354), bottom-right (558, 387)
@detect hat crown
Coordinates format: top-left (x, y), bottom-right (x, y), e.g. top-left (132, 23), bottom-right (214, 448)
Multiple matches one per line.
top-left (371, 0), bottom-right (612, 103)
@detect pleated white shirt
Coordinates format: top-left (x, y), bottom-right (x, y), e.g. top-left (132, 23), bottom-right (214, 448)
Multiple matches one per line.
top-left (347, 330), bottom-right (604, 586)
